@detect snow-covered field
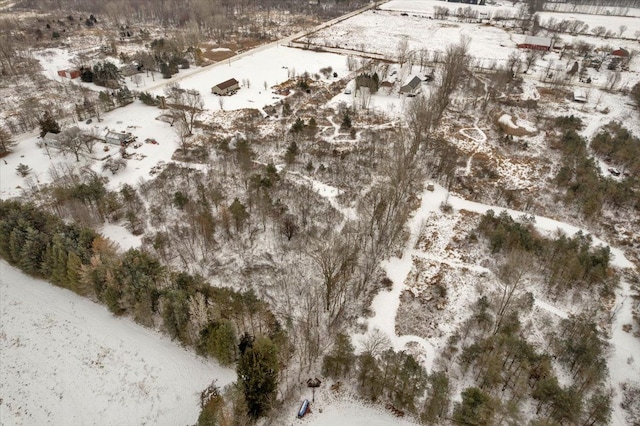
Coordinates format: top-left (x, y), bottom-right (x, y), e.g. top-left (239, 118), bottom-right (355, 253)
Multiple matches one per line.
top-left (0, 261), bottom-right (235, 426)
top-left (304, 9), bottom-right (517, 64)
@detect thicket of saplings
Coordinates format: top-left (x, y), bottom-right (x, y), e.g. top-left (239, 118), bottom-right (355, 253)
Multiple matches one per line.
top-left (0, 200), bottom-right (288, 423)
top-left (318, 210), bottom-right (614, 425)
top-left (552, 116), bottom-right (640, 219)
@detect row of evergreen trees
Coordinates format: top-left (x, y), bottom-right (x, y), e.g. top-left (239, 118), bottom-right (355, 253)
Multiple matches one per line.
top-left (0, 200), bottom-right (284, 420)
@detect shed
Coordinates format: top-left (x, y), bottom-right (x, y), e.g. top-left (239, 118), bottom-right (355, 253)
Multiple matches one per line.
top-left (57, 69), bottom-right (81, 79)
top-left (611, 48), bottom-right (629, 57)
top-left (517, 36), bottom-right (553, 51)
top-left (120, 64), bottom-right (141, 77)
top-left (400, 75), bottom-right (422, 96)
top-left (573, 88), bottom-right (587, 103)
top-left (43, 132), bottom-right (60, 145)
top-left (211, 78), bottom-right (240, 95)
top-left (105, 131), bottom-right (133, 146)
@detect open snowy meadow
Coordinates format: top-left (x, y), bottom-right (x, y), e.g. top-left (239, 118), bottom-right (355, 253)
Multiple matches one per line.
top-left (0, 261), bottom-right (235, 426)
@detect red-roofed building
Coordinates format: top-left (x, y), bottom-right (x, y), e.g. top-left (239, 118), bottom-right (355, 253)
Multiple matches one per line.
top-left (57, 69), bottom-right (81, 79)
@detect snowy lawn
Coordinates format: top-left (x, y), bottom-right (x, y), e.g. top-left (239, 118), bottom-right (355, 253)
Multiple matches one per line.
top-left (148, 45), bottom-right (350, 112)
top-left (286, 388), bottom-right (419, 426)
top-left (0, 261), bottom-right (235, 426)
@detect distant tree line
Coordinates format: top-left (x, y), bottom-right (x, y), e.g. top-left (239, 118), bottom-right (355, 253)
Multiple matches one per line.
top-left (16, 0), bottom-right (373, 39)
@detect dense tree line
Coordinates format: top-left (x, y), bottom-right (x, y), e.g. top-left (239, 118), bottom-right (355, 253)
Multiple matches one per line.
top-left (0, 200), bottom-right (285, 420)
top-left (591, 122), bottom-right (640, 177)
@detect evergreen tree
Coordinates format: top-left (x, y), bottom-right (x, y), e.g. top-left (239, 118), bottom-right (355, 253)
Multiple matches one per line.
top-left (39, 111), bottom-right (60, 138)
top-left (453, 387), bottom-right (496, 426)
top-left (284, 141), bottom-right (299, 164)
top-left (199, 321), bottom-right (237, 365)
top-left (421, 371), bottom-right (450, 424)
top-left (162, 289), bottom-right (191, 344)
top-left (0, 126), bottom-right (16, 154)
top-left (322, 333), bottom-right (356, 379)
top-left (237, 336), bottom-right (279, 419)
top-left (290, 117), bottom-right (304, 133)
top-left (631, 81), bottom-right (640, 111)
top-left (357, 353), bottom-right (382, 400)
top-left (229, 198), bottom-right (248, 233)
top-left (341, 112), bottom-right (352, 130)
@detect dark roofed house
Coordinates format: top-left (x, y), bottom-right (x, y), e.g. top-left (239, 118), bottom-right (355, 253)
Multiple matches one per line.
top-left (120, 63), bottom-right (141, 77)
top-left (400, 75), bottom-right (422, 96)
top-left (211, 78), bottom-right (240, 95)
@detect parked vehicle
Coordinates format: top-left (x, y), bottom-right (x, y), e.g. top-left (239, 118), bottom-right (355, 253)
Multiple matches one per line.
top-left (297, 399), bottom-right (310, 418)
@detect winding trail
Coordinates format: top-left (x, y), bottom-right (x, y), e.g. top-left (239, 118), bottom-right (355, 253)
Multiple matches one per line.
top-left (356, 182), bottom-right (638, 426)
top-left (459, 118), bottom-right (487, 175)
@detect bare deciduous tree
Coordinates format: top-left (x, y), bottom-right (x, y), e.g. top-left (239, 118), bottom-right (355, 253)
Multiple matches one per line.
top-left (165, 83), bottom-right (204, 139)
top-left (493, 250), bottom-right (532, 334)
top-left (0, 126), bottom-right (17, 155)
top-left (310, 233), bottom-right (358, 322)
top-left (523, 49), bottom-right (540, 73)
top-left (433, 37), bottom-right (471, 121)
top-left (396, 36), bottom-right (410, 67)
top-left (619, 25), bottom-right (627, 38)
top-left (57, 127), bottom-right (86, 162)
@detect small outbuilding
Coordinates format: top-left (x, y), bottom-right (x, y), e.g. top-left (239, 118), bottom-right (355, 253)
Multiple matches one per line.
top-left (105, 131), bottom-right (133, 146)
top-left (57, 69), bottom-right (81, 79)
top-left (517, 36), bottom-right (553, 51)
top-left (211, 78), bottom-right (240, 95)
top-left (400, 75), bottom-right (422, 96)
top-left (573, 88), bottom-right (587, 103)
top-left (43, 132), bottom-right (61, 146)
top-left (611, 48), bottom-right (629, 58)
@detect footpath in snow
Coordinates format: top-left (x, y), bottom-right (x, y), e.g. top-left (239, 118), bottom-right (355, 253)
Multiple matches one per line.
top-left (355, 183), bottom-right (638, 424)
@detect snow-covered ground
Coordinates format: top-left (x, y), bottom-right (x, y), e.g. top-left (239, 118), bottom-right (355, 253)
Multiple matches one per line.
top-left (0, 261), bottom-right (235, 426)
top-left (352, 181), bottom-right (638, 425)
top-left (286, 389), bottom-right (419, 426)
top-left (32, 44), bottom-right (351, 113)
top-left (4, 3), bottom-right (640, 424)
top-left (0, 103), bottom-right (181, 200)
top-left (304, 9), bottom-right (517, 65)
